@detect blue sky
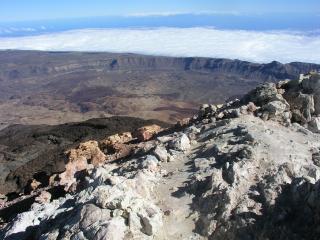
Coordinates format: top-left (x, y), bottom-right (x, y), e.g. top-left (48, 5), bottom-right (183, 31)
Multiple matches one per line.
top-left (1, 0), bottom-right (319, 22)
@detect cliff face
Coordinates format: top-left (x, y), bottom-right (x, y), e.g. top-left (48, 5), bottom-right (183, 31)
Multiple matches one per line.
top-left (0, 51), bottom-right (319, 80)
top-left (1, 72), bottom-right (320, 240)
top-left (0, 50), bottom-right (319, 125)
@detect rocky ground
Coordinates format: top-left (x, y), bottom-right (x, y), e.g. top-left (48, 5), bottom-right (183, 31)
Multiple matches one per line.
top-left (1, 72), bottom-right (320, 239)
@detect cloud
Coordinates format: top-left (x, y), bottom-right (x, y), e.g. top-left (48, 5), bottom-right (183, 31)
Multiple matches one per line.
top-left (0, 27), bottom-right (319, 64)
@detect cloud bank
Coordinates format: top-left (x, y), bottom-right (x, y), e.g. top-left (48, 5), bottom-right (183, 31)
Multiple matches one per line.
top-left (0, 27), bottom-right (319, 63)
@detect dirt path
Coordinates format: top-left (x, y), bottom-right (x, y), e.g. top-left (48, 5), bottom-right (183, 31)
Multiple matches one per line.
top-left (152, 149), bottom-right (204, 240)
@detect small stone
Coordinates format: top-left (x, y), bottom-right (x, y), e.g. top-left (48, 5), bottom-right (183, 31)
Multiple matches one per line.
top-left (163, 208), bottom-right (172, 216)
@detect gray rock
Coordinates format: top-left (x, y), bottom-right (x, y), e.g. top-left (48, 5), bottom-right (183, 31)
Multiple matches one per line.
top-left (262, 100), bottom-right (290, 121)
top-left (194, 158), bottom-right (211, 171)
top-left (79, 204), bottom-right (111, 230)
top-left (242, 83), bottom-right (280, 106)
top-left (169, 134), bottom-right (191, 152)
top-left (301, 73), bottom-right (320, 114)
top-left (153, 146), bottom-right (169, 162)
top-left (93, 217), bottom-right (126, 240)
top-left (308, 117), bottom-right (320, 133)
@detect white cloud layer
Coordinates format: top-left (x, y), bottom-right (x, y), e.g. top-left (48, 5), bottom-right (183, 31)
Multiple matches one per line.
top-left (0, 27), bottom-right (319, 64)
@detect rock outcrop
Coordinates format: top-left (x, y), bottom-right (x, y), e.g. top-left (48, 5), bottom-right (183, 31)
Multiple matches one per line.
top-left (0, 116), bottom-right (170, 196)
top-left (133, 125), bottom-right (163, 141)
top-left (1, 72), bottom-right (320, 240)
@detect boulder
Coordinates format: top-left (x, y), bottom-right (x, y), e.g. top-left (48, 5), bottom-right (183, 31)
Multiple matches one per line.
top-left (284, 73), bottom-right (320, 122)
top-left (284, 92), bottom-right (315, 123)
top-left (262, 100), bottom-right (290, 121)
top-left (242, 83), bottom-right (280, 106)
top-left (133, 125), bottom-right (162, 141)
top-left (79, 204), bottom-right (111, 230)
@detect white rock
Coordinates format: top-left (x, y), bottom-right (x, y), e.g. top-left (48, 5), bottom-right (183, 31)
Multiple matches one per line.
top-left (4, 211), bottom-right (36, 237)
top-left (140, 155), bottom-right (159, 172)
top-left (93, 217), bottom-right (126, 240)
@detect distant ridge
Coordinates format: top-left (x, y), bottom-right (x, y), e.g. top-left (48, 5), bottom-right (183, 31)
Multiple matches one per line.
top-left (0, 50), bottom-right (319, 124)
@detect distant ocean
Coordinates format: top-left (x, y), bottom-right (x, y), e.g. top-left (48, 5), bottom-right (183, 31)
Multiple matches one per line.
top-left (0, 14), bottom-right (319, 37)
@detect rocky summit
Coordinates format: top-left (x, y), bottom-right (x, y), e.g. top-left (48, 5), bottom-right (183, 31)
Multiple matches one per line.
top-left (1, 72), bottom-right (320, 240)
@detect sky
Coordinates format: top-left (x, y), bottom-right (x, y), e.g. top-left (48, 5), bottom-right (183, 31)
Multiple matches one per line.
top-left (1, 0), bottom-right (319, 22)
top-left (0, 0), bottom-right (319, 64)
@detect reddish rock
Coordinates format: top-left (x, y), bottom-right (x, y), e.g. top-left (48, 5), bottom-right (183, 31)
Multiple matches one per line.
top-left (133, 125), bottom-right (162, 142)
top-left (100, 132), bottom-right (133, 162)
top-left (101, 132), bottom-right (132, 146)
top-left (67, 140), bottom-right (106, 166)
top-left (105, 144), bottom-right (133, 162)
top-left (59, 141), bottom-right (106, 190)
top-left (101, 132), bottom-right (132, 152)
top-left (58, 158), bottom-right (88, 190)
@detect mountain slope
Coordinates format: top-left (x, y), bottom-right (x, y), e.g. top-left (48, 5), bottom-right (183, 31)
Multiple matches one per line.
top-left (1, 72), bottom-right (320, 239)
